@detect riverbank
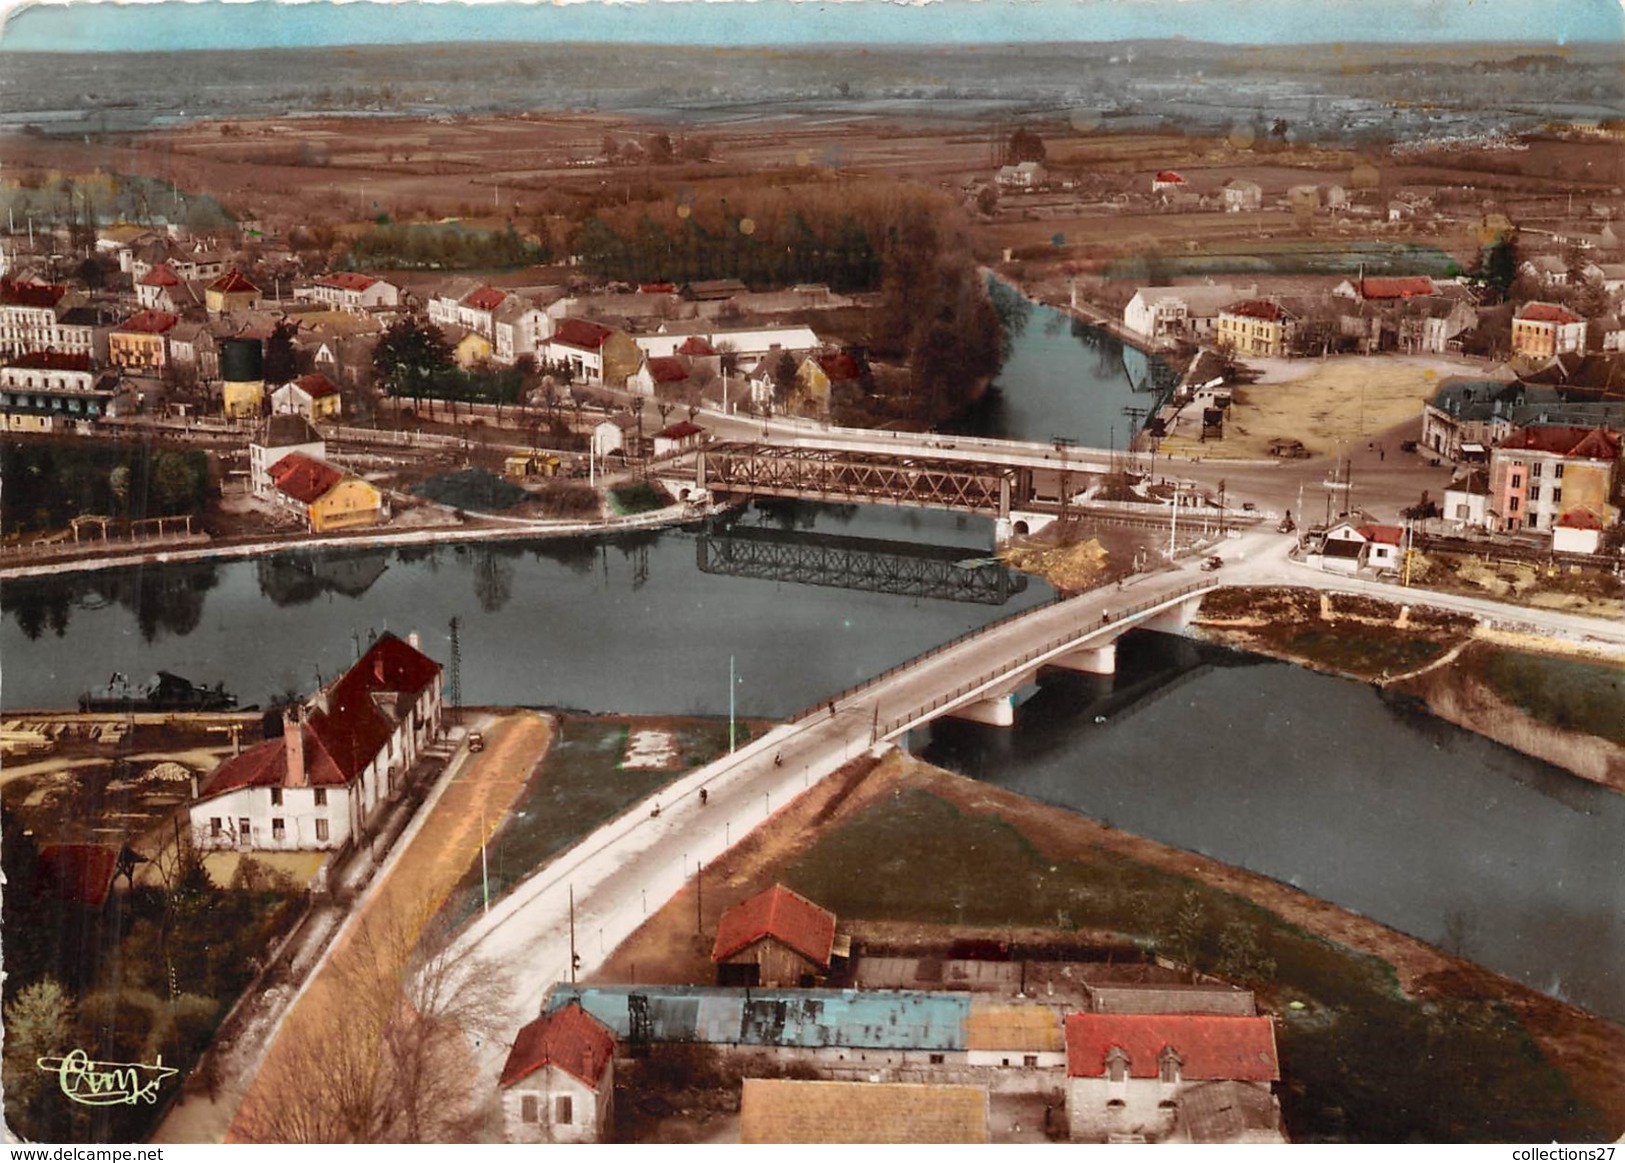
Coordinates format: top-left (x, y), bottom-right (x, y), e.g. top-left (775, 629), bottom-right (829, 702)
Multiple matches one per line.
top-left (1193, 585), bottom-right (1625, 794)
top-left (596, 747), bottom-right (1623, 1143)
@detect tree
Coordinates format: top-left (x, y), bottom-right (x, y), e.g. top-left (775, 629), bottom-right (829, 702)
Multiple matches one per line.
top-left (233, 907), bottom-right (504, 1143)
top-left (1481, 236), bottom-right (1519, 304)
top-left (1006, 127), bottom-right (1047, 164)
top-left (4, 977), bottom-right (76, 1136)
top-left (372, 316), bottom-right (453, 408)
top-left (263, 319), bottom-right (300, 388)
top-left (648, 132), bottom-right (674, 165)
top-left (150, 450), bottom-right (201, 515)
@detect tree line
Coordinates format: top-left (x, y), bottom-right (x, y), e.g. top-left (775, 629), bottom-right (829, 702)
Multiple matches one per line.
top-left (2, 441), bottom-right (209, 537)
top-left (345, 222), bottom-right (551, 271)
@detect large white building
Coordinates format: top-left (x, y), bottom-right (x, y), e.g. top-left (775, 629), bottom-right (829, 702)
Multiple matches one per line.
top-left (1122, 285), bottom-right (1254, 346)
top-left (189, 633), bottom-right (442, 853)
top-left (299, 272), bottom-right (401, 313)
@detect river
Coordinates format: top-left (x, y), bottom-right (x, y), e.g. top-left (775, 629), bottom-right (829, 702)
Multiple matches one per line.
top-left (944, 280), bottom-right (1176, 447)
top-left (912, 630), bottom-right (1625, 1024)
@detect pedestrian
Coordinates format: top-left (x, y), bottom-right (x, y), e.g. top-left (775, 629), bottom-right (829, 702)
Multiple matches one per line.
top-left (1380, 448), bottom-right (1386, 462)
top-left (699, 788), bottom-right (708, 806)
top-left (828, 701), bottom-right (836, 718)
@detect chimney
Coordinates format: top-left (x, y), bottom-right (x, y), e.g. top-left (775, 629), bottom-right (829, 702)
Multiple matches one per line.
top-left (284, 704), bottom-right (308, 789)
top-left (408, 630), bottom-right (421, 652)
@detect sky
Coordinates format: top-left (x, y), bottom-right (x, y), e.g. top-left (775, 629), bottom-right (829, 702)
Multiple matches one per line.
top-left (0, 0), bottom-right (1622, 52)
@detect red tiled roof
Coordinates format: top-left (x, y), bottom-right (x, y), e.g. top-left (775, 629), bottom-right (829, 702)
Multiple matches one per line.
top-left (269, 452), bottom-right (345, 504)
top-left (1356, 524), bottom-right (1404, 545)
top-left (1155, 170), bottom-right (1186, 184)
top-left (319, 272), bottom-right (379, 292)
top-left (1498, 425), bottom-right (1621, 460)
top-left (711, 883), bottom-right (836, 967)
top-left (1358, 276), bottom-right (1435, 300)
top-left (10, 351), bottom-right (92, 372)
top-left (502, 1002), bottom-right (616, 1089)
top-left (646, 356), bottom-right (691, 384)
top-left (209, 269), bottom-right (259, 294)
top-left (677, 335), bottom-right (716, 356)
top-left (291, 372), bottom-right (341, 399)
top-left (200, 633), bottom-right (440, 797)
top-left (551, 318), bottom-right (614, 351)
top-left (117, 310), bottom-right (179, 335)
top-left (35, 844), bottom-right (120, 908)
top-left (463, 286), bottom-right (507, 311)
top-left (639, 282), bottom-right (677, 294)
top-left (1225, 300), bottom-right (1288, 322)
top-left (1, 279), bottom-right (67, 309)
top-left (1516, 302), bottom-right (1584, 326)
top-left (815, 351), bottom-right (863, 383)
top-left (1065, 1014), bottom-right (1280, 1082)
top-left (1557, 509), bottom-right (1603, 530)
top-left (139, 262), bottom-right (181, 287)
top-left (656, 420), bottom-right (703, 440)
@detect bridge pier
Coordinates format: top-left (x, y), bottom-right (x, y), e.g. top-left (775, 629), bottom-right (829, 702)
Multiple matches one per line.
top-left (999, 510), bottom-right (1057, 544)
top-left (1048, 641), bottom-right (1117, 676)
top-left (947, 691), bottom-right (1016, 727)
top-left (1138, 595), bottom-right (1204, 634)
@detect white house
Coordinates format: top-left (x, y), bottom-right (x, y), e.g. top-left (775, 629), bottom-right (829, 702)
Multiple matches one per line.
top-left (1064, 1013), bottom-right (1284, 1144)
top-left (1552, 510), bottom-right (1604, 555)
top-left (1122, 285), bottom-right (1254, 345)
top-left (592, 413), bottom-right (636, 458)
top-left (299, 272), bottom-right (401, 313)
top-left (189, 633), bottom-right (442, 854)
top-left (996, 162), bottom-right (1047, 190)
top-left (493, 296), bottom-right (551, 364)
top-left (249, 414), bottom-right (327, 497)
top-left (652, 419), bottom-right (705, 458)
top-left (636, 325), bottom-right (821, 362)
top-left (1443, 470), bottom-right (1492, 530)
top-left (500, 1002), bottom-right (617, 1144)
top-left (1221, 180), bottom-right (1262, 214)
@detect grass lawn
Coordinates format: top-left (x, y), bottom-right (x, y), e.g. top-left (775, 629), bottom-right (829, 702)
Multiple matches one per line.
top-left (781, 786), bottom-right (1607, 1144)
top-left (1474, 648), bottom-right (1625, 746)
top-left (439, 715), bottom-right (758, 931)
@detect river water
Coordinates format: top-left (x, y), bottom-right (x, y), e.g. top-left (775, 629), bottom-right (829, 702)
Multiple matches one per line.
top-left (913, 631), bottom-right (1625, 1024)
top-left (945, 282), bottom-right (1176, 447)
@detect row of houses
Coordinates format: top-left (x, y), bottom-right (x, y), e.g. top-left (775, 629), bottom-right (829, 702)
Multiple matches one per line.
top-left (500, 883), bottom-right (1285, 1144)
top-left (1122, 277), bottom-right (1614, 360)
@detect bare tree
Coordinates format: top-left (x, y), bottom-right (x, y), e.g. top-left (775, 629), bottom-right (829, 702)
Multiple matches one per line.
top-left (234, 905), bottom-right (506, 1143)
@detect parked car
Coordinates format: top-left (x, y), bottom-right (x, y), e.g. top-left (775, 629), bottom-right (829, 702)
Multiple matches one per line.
top-left (467, 730), bottom-right (484, 753)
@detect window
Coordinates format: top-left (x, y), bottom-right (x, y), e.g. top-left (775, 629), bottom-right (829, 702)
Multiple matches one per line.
top-left (1158, 1047), bottom-right (1182, 1085)
top-left (315, 819), bottom-right (329, 842)
top-left (1529, 486), bottom-right (1541, 502)
top-left (271, 818), bottom-right (285, 841)
top-left (314, 789), bottom-right (327, 807)
top-left (1106, 1046), bottom-right (1130, 1084)
top-left (239, 817), bottom-right (251, 839)
top-left (1455, 504), bottom-right (1470, 520)
top-left (270, 787), bottom-right (283, 807)
top-left (1023, 1054), bottom-right (1039, 1069)
top-left (1509, 497), bottom-right (1520, 512)
top-left (928, 1053), bottom-right (945, 1065)
top-left (554, 1096), bottom-right (573, 1125)
top-left (1511, 473), bottom-right (1522, 489)
top-left (1531, 462), bottom-right (1542, 478)
top-left (1528, 513), bottom-right (1540, 529)
top-left (210, 818), bottom-right (222, 838)
top-left (1552, 488), bottom-right (1562, 504)
top-left (520, 1095), bottom-right (538, 1123)
top-left (1555, 464), bottom-right (1565, 479)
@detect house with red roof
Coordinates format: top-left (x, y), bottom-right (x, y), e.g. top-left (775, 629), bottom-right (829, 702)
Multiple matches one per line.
top-left (1512, 301), bottom-right (1587, 360)
top-left (712, 883), bottom-right (838, 987)
top-left (206, 269), bottom-right (261, 316)
top-left (270, 372), bottom-right (344, 422)
top-left (500, 1002), bottom-right (616, 1143)
top-left (35, 844), bottom-right (122, 908)
top-left (652, 419), bottom-right (706, 458)
top-left (136, 261), bottom-right (183, 310)
top-left (1151, 170), bottom-right (1186, 193)
top-left (1064, 1012), bottom-right (1284, 1143)
top-left (1, 278), bottom-right (83, 358)
top-left (792, 349), bottom-right (866, 417)
top-left (108, 310), bottom-right (179, 372)
top-left (1553, 508), bottom-right (1605, 555)
top-left (544, 317), bottom-right (640, 385)
top-left (301, 271), bottom-right (402, 313)
top-left (1488, 424), bottom-right (1621, 534)
top-left (1214, 299), bottom-right (1296, 358)
top-left (1333, 276), bottom-right (1438, 303)
top-left (626, 353), bottom-right (693, 399)
top-left (189, 632), bottom-right (442, 855)
top-left (268, 451), bottom-right (385, 532)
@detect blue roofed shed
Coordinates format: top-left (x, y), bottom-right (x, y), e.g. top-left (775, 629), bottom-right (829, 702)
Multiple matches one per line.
top-left (544, 985), bottom-right (971, 1053)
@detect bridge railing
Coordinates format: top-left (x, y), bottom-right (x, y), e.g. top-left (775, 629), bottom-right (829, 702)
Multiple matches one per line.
top-left (786, 577), bottom-right (1213, 726)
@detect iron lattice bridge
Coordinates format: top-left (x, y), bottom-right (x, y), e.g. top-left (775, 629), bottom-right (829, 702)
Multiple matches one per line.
top-left (698, 442), bottom-right (1019, 515)
top-left (696, 523), bottom-right (1029, 605)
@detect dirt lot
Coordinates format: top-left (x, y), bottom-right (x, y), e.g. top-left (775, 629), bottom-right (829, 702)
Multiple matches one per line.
top-left (1158, 354), bottom-right (1476, 460)
top-left (598, 747), bottom-right (1623, 1141)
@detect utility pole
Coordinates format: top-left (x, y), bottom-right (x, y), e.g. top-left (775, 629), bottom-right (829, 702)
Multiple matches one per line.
top-left (728, 654), bottom-right (736, 753)
top-left (448, 616), bottom-right (462, 724)
top-left (480, 808), bottom-right (490, 914)
top-left (569, 884), bottom-right (578, 982)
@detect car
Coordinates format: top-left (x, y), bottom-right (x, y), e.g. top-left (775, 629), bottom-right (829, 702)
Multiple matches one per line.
top-left (1200, 556), bottom-right (1224, 572)
top-left (467, 730), bottom-right (484, 753)
top-left (1241, 501), bottom-right (1257, 512)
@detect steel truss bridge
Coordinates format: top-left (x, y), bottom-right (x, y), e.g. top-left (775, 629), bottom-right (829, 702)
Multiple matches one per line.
top-left (697, 442), bottom-right (1022, 517)
top-left (696, 524), bottom-right (1029, 605)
